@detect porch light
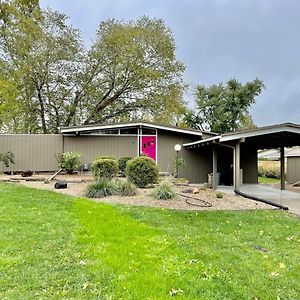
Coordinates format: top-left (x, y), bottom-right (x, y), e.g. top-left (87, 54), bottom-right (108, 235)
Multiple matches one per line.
top-left (174, 144), bottom-right (182, 178)
top-left (174, 144), bottom-right (181, 152)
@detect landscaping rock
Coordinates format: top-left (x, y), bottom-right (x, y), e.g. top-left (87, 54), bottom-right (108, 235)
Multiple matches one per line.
top-left (21, 170), bottom-right (34, 177)
top-left (54, 181), bottom-right (68, 189)
top-left (181, 188), bottom-right (199, 194)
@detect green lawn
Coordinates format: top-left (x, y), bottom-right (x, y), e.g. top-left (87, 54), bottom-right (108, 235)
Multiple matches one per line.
top-left (258, 176), bottom-right (281, 184)
top-left (0, 183), bottom-right (299, 299)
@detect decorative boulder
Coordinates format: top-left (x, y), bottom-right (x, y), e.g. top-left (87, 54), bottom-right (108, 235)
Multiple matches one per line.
top-left (54, 181), bottom-right (67, 189)
top-left (21, 170), bottom-right (33, 177)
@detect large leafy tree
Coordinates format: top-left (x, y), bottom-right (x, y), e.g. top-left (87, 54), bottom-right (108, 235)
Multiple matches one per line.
top-left (80, 17), bottom-right (186, 125)
top-left (185, 79), bottom-right (265, 133)
top-left (0, 1), bottom-right (186, 133)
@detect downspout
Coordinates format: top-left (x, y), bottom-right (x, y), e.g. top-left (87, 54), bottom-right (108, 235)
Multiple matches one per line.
top-left (234, 189), bottom-right (288, 211)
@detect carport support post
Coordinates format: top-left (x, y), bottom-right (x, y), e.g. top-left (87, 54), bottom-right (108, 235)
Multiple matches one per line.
top-left (234, 142), bottom-right (241, 191)
top-left (212, 148), bottom-right (217, 190)
top-left (280, 147), bottom-right (285, 190)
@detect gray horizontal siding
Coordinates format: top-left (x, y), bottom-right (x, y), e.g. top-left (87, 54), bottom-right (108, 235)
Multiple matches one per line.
top-left (0, 135), bottom-right (62, 171)
top-left (64, 135), bottom-right (138, 163)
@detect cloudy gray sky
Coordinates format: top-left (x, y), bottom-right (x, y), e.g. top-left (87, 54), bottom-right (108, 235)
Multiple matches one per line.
top-left (40, 0), bottom-right (300, 126)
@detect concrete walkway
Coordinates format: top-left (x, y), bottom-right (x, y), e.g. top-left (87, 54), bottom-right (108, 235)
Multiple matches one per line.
top-left (218, 184), bottom-right (300, 216)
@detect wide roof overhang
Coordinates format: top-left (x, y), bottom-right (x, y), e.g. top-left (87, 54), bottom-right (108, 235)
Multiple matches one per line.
top-left (60, 121), bottom-right (207, 137)
top-left (183, 123), bottom-right (300, 149)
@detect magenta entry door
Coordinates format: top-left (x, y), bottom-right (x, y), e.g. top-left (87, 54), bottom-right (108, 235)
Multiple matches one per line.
top-left (141, 136), bottom-right (156, 161)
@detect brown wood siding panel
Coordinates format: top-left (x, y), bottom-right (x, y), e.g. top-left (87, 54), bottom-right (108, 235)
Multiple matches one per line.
top-left (64, 135), bottom-right (138, 163)
top-left (157, 131), bottom-right (210, 183)
top-left (241, 146), bottom-right (258, 184)
top-left (0, 135), bottom-right (62, 171)
top-left (287, 157), bottom-right (300, 184)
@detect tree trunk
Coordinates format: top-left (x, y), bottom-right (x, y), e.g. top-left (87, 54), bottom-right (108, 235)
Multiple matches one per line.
top-left (36, 87), bottom-right (47, 133)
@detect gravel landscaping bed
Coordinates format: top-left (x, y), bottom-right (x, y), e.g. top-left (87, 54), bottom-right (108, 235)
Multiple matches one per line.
top-left (16, 177), bottom-right (274, 211)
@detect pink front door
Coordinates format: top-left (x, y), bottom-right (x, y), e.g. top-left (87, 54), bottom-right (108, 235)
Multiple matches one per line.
top-left (141, 136), bottom-right (156, 161)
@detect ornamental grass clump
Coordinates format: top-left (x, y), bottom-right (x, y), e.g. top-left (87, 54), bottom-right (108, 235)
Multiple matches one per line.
top-left (126, 156), bottom-right (159, 188)
top-left (116, 179), bottom-right (137, 197)
top-left (153, 181), bottom-right (176, 200)
top-left (86, 178), bottom-right (118, 198)
top-left (91, 158), bottom-right (118, 180)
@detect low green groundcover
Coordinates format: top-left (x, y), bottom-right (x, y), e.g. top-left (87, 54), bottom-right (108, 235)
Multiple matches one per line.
top-left (0, 183), bottom-right (299, 299)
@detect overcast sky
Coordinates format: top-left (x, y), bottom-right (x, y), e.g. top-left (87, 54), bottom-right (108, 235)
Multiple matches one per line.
top-left (40, 0), bottom-right (300, 126)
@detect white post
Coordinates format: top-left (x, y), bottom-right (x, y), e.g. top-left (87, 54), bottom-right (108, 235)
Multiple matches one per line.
top-left (213, 148), bottom-right (218, 190)
top-left (280, 147), bottom-right (285, 190)
top-left (234, 142), bottom-right (241, 191)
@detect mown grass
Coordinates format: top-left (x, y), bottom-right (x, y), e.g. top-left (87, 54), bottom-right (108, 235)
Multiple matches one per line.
top-left (258, 176), bottom-right (281, 184)
top-left (0, 183), bottom-right (299, 299)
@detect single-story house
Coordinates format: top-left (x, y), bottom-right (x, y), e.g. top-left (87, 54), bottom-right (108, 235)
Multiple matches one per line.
top-left (1, 121), bottom-right (300, 191)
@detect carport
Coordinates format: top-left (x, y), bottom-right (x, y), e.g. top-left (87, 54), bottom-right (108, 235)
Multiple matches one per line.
top-left (184, 123), bottom-right (300, 192)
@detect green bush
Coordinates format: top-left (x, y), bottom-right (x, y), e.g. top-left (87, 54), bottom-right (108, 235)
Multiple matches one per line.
top-left (118, 157), bottom-right (132, 177)
top-left (258, 166), bottom-right (280, 179)
top-left (91, 158), bottom-right (118, 180)
top-left (126, 156), bottom-right (159, 187)
top-left (153, 181), bottom-right (175, 200)
top-left (57, 152), bottom-right (81, 174)
top-left (96, 156), bottom-right (115, 160)
top-left (0, 151), bottom-right (15, 168)
top-left (216, 192), bottom-right (223, 199)
top-left (116, 179), bottom-right (137, 196)
top-left (86, 178), bottom-right (118, 198)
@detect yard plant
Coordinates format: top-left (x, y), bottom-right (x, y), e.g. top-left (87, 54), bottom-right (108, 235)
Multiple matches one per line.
top-left (126, 156), bottom-right (159, 187)
top-left (86, 178), bottom-right (118, 198)
top-left (91, 157), bottom-right (118, 180)
top-left (57, 152), bottom-right (81, 174)
top-left (153, 181), bottom-right (176, 200)
top-left (0, 183), bottom-right (299, 299)
top-left (118, 156), bottom-right (132, 177)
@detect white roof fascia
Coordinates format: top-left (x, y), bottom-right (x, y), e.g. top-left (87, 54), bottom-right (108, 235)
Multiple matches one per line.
top-left (183, 135), bottom-right (220, 147)
top-left (220, 125), bottom-right (300, 142)
top-left (61, 122), bottom-right (203, 136)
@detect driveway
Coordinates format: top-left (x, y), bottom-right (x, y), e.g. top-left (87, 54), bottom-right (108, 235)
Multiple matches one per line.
top-left (218, 184), bottom-right (300, 216)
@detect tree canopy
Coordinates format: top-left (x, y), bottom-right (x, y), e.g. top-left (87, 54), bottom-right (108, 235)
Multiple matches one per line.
top-left (185, 79), bottom-right (265, 133)
top-left (0, 1), bottom-right (186, 133)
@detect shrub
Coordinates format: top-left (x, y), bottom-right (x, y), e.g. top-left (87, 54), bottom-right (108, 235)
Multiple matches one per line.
top-left (116, 179), bottom-right (137, 196)
top-left (91, 158), bottom-right (118, 180)
top-left (118, 157), bottom-right (132, 177)
top-left (216, 192), bottom-right (223, 199)
top-left (96, 156), bottom-right (115, 160)
top-left (86, 178), bottom-right (118, 198)
top-left (126, 156), bottom-right (159, 187)
top-left (153, 181), bottom-right (175, 200)
top-left (0, 151), bottom-right (15, 168)
top-left (258, 166), bottom-right (280, 179)
top-left (57, 152), bottom-right (81, 174)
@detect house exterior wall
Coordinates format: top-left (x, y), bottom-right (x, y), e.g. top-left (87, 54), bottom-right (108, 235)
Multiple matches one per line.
top-left (63, 135), bottom-right (138, 164)
top-left (0, 134), bottom-right (62, 171)
top-left (287, 156), bottom-right (300, 184)
top-left (157, 131), bottom-right (210, 183)
top-left (240, 146), bottom-right (258, 184)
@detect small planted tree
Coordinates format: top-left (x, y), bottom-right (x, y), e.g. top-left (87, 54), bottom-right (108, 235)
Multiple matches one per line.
top-left (173, 157), bottom-right (186, 178)
top-left (57, 152), bottom-right (81, 174)
top-left (126, 156), bottom-right (159, 187)
top-left (0, 151), bottom-right (15, 174)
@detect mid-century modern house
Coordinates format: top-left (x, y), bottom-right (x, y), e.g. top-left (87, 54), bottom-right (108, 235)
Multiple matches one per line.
top-left (1, 121), bottom-right (300, 191)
